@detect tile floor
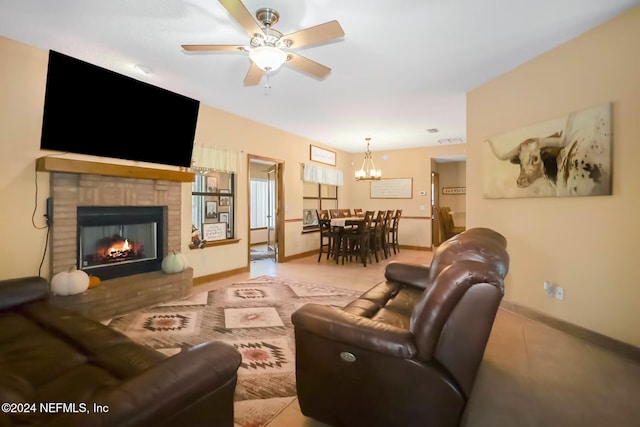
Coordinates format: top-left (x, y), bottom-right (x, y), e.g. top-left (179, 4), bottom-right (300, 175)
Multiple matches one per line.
top-left (193, 248), bottom-right (640, 427)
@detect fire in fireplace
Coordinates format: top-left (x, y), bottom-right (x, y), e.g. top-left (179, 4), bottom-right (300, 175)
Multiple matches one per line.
top-left (77, 206), bottom-right (167, 280)
top-left (93, 234), bottom-right (145, 264)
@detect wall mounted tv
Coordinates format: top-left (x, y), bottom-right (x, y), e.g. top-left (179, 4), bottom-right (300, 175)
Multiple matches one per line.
top-left (40, 50), bottom-right (200, 168)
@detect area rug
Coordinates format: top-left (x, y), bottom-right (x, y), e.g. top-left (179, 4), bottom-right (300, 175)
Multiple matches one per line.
top-left (250, 249), bottom-right (274, 261)
top-left (107, 275), bottom-right (362, 427)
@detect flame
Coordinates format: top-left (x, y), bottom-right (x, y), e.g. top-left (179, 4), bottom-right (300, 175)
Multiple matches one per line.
top-left (109, 239), bottom-right (130, 255)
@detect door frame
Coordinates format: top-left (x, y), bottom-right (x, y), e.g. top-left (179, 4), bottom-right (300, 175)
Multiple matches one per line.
top-left (431, 171), bottom-right (441, 247)
top-left (247, 154), bottom-right (285, 264)
top-left (266, 164), bottom-right (278, 262)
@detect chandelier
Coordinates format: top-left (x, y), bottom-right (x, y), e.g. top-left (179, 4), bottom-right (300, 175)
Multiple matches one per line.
top-left (355, 137), bottom-right (382, 181)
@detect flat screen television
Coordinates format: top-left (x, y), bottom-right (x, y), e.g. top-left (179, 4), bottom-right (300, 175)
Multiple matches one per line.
top-left (40, 50), bottom-right (200, 168)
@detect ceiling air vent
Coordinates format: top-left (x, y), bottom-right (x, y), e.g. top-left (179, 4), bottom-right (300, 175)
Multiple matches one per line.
top-left (426, 128), bottom-right (439, 133)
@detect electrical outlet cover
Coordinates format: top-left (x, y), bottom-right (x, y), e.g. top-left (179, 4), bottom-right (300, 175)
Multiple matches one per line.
top-left (554, 287), bottom-right (564, 300)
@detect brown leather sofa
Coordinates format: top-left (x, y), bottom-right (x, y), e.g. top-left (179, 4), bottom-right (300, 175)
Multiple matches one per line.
top-left (0, 276), bottom-right (241, 427)
top-left (291, 228), bottom-right (509, 427)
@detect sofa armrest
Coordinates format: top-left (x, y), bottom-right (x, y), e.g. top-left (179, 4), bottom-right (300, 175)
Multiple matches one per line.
top-left (0, 276), bottom-right (49, 310)
top-left (292, 303), bottom-right (417, 358)
top-left (87, 341), bottom-right (242, 426)
top-left (384, 262), bottom-right (431, 289)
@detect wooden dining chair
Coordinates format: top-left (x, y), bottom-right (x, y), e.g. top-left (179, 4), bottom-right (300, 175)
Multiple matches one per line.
top-left (317, 209), bottom-right (338, 262)
top-left (369, 210), bottom-right (386, 262)
top-left (340, 210), bottom-right (373, 267)
top-left (382, 210), bottom-right (395, 258)
top-left (388, 209), bottom-right (402, 254)
top-left (437, 206), bottom-right (464, 242)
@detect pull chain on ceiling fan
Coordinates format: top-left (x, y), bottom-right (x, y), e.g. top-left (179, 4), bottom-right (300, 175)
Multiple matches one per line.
top-left (181, 0), bottom-right (345, 87)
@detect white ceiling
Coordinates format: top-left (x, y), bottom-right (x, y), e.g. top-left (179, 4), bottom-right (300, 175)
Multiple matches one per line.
top-left (1, 0), bottom-right (638, 153)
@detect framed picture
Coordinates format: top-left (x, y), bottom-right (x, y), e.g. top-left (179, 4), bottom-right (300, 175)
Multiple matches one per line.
top-left (219, 212), bottom-right (229, 224)
top-left (202, 223), bottom-right (226, 241)
top-left (219, 196), bottom-right (230, 206)
top-left (483, 103), bottom-right (612, 198)
top-left (310, 144), bottom-right (336, 166)
top-left (206, 176), bottom-right (218, 193)
top-left (370, 178), bottom-right (413, 199)
top-left (205, 201), bottom-right (217, 218)
top-left (442, 187), bottom-right (466, 195)
top-left (303, 209), bottom-right (319, 227)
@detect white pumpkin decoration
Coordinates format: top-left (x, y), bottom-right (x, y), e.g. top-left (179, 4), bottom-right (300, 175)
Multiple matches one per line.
top-left (162, 250), bottom-right (188, 274)
top-left (51, 267), bottom-right (90, 296)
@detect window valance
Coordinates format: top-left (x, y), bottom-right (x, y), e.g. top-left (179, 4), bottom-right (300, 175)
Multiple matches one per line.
top-left (303, 163), bottom-right (344, 186)
top-left (191, 144), bottom-right (240, 173)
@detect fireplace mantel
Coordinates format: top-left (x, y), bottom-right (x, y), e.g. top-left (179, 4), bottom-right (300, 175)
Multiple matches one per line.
top-left (36, 156), bottom-right (195, 182)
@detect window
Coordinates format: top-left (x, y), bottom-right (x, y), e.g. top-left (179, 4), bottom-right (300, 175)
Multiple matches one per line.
top-left (250, 178), bottom-right (274, 229)
top-left (302, 182), bottom-right (338, 231)
top-left (191, 172), bottom-right (235, 245)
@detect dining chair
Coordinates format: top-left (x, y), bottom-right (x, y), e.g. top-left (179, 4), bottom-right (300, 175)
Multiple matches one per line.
top-left (317, 216), bottom-right (339, 262)
top-left (369, 210), bottom-right (386, 262)
top-left (388, 209), bottom-right (402, 254)
top-left (382, 210), bottom-right (395, 258)
top-left (339, 210), bottom-right (373, 267)
top-left (437, 206), bottom-right (465, 242)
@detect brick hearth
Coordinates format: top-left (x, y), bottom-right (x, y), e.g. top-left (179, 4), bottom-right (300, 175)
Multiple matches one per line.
top-left (49, 267), bottom-right (193, 321)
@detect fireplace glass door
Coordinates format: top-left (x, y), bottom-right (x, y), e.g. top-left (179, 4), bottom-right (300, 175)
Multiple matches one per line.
top-left (80, 223), bottom-right (157, 267)
top-left (77, 206), bottom-right (165, 280)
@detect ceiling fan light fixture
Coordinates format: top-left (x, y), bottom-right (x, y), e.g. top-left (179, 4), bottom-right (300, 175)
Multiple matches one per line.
top-left (249, 46), bottom-right (287, 71)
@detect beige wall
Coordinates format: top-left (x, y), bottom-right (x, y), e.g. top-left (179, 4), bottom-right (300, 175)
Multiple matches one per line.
top-left (348, 144), bottom-right (465, 249)
top-left (2, 34), bottom-right (458, 281)
top-left (467, 6), bottom-right (640, 346)
top-left (0, 35), bottom-right (353, 279)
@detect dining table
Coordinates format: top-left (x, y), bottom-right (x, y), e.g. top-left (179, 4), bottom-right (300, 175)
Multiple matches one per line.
top-left (329, 216), bottom-right (368, 265)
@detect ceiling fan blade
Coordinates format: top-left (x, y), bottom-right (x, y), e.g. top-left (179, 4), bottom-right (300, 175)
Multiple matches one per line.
top-left (286, 52), bottom-right (331, 79)
top-left (182, 44), bottom-right (246, 52)
top-left (283, 20), bottom-right (345, 49)
top-left (243, 62), bottom-right (263, 86)
top-left (218, 0), bottom-right (263, 37)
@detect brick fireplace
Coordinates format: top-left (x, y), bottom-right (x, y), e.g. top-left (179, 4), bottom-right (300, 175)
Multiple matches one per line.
top-left (38, 158), bottom-right (195, 320)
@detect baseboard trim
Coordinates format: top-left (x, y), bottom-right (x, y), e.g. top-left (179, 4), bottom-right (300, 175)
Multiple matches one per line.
top-left (500, 300), bottom-right (640, 363)
top-left (398, 245), bottom-right (431, 251)
top-left (193, 266), bottom-right (250, 286)
top-left (279, 250), bottom-right (317, 262)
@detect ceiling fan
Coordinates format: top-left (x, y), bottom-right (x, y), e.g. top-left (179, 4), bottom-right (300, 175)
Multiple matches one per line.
top-left (181, 0), bottom-right (345, 87)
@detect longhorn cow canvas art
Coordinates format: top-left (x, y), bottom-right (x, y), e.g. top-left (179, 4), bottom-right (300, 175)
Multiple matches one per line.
top-left (483, 103), bottom-right (612, 198)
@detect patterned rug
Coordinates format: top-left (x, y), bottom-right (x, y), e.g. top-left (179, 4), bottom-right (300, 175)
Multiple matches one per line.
top-left (250, 249), bottom-right (274, 261)
top-left (107, 276), bottom-right (362, 426)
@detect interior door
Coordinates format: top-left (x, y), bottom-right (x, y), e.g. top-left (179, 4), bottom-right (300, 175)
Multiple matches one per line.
top-left (267, 165), bottom-right (278, 262)
top-left (431, 171), bottom-right (441, 246)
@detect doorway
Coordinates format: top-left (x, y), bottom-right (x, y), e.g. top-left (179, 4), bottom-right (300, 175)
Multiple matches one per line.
top-left (430, 156), bottom-right (466, 248)
top-left (248, 155), bottom-right (284, 266)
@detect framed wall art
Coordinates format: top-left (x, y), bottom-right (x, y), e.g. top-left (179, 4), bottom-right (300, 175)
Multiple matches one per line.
top-left (442, 187), bottom-right (466, 195)
top-left (202, 222), bottom-right (226, 241)
top-left (310, 145), bottom-right (336, 166)
top-left (206, 176), bottom-right (218, 193)
top-left (483, 103), bottom-right (612, 198)
top-left (370, 178), bottom-right (413, 199)
top-left (205, 201), bottom-right (217, 219)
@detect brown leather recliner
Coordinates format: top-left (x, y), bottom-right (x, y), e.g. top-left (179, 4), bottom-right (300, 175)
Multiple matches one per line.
top-left (291, 228), bottom-right (509, 427)
top-left (0, 276), bottom-right (242, 427)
